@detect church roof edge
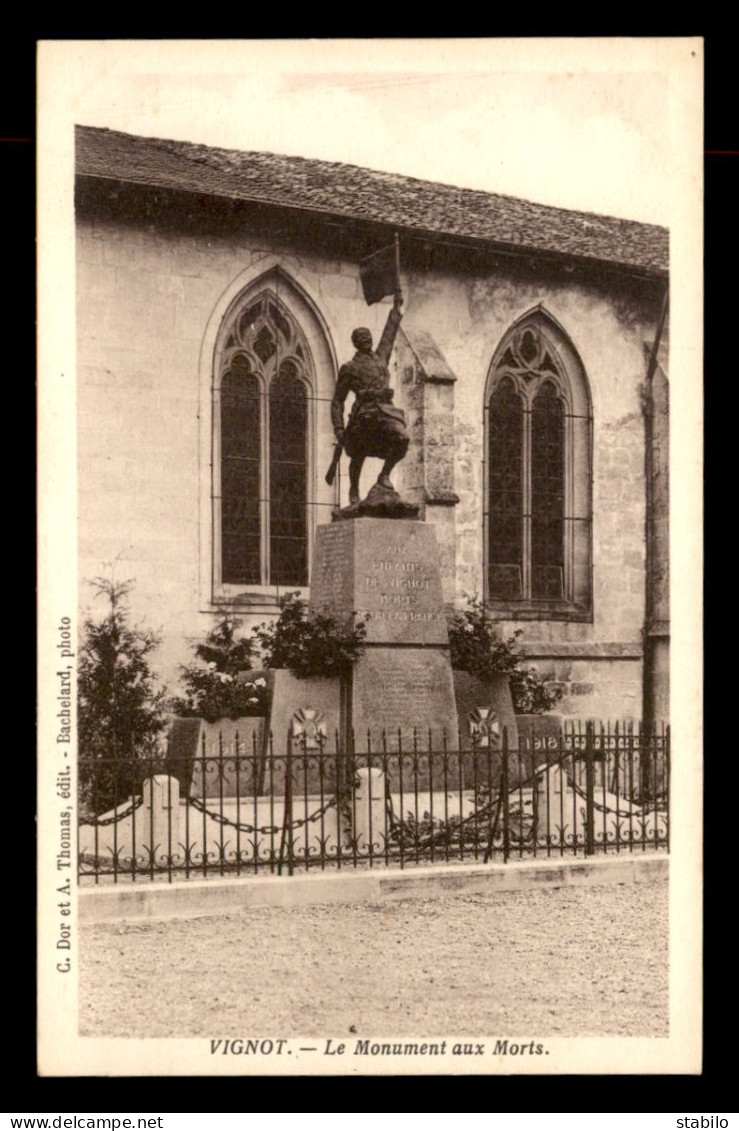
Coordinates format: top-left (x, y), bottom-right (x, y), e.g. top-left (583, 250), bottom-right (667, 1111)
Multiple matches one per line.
top-left (75, 124), bottom-right (669, 276)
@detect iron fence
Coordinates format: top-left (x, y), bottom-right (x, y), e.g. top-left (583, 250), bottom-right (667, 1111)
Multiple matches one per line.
top-left (77, 722), bottom-right (669, 884)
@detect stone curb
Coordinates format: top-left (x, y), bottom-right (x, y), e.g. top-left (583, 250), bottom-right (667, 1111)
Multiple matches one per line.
top-left (79, 853), bottom-right (668, 922)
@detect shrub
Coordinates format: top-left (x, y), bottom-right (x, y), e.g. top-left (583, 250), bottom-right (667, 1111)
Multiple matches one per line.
top-left (447, 596), bottom-right (563, 715)
top-left (78, 579), bottom-right (168, 813)
top-left (253, 591), bottom-right (367, 679)
top-left (171, 615), bottom-right (268, 722)
top-left (507, 667), bottom-right (564, 715)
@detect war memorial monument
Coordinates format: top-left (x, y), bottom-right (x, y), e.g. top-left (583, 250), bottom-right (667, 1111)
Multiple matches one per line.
top-left (265, 266), bottom-right (516, 755)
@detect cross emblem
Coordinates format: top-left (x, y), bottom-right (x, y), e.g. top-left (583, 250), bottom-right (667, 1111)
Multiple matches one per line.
top-left (468, 707), bottom-right (501, 748)
top-left (291, 707), bottom-right (328, 751)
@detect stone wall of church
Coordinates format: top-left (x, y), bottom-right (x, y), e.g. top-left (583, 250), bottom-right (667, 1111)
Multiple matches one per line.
top-left (396, 266), bottom-right (661, 721)
top-left (76, 211), bottom-right (429, 684)
top-left (76, 203), bottom-right (664, 720)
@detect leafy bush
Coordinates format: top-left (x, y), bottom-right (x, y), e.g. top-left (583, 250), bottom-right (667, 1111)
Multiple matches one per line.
top-left (508, 666), bottom-right (564, 715)
top-left (78, 579), bottom-right (168, 813)
top-left (253, 591), bottom-right (367, 679)
top-left (447, 596), bottom-right (562, 715)
top-left (171, 615), bottom-right (268, 722)
top-left (173, 596), bottom-right (365, 717)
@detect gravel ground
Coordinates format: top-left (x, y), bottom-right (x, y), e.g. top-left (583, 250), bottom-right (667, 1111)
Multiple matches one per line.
top-left (79, 877), bottom-right (668, 1038)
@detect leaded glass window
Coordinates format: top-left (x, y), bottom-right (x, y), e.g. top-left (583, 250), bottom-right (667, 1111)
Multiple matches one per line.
top-left (488, 377), bottom-right (524, 600)
top-left (221, 356), bottom-right (261, 585)
top-left (269, 362), bottom-right (308, 586)
top-left (485, 314), bottom-right (592, 615)
top-left (531, 381), bottom-right (565, 600)
top-left (217, 292), bottom-right (313, 588)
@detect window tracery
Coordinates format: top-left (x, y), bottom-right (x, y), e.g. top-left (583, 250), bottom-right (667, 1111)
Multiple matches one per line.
top-left (217, 291), bottom-right (313, 588)
top-left (485, 313), bottom-right (592, 617)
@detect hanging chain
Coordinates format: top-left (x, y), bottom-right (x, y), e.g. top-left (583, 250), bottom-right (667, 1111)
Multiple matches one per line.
top-left (188, 792), bottom-right (338, 835)
top-left (83, 795), bottom-right (144, 827)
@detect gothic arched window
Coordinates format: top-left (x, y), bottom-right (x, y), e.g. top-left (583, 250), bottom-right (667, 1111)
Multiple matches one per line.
top-left (216, 292), bottom-right (313, 588)
top-left (484, 313), bottom-right (592, 617)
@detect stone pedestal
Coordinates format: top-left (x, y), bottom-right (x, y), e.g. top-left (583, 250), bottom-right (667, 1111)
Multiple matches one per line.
top-left (516, 713), bottom-right (565, 759)
top-left (165, 716), bottom-right (265, 797)
top-left (453, 671), bottom-right (519, 752)
top-left (263, 669), bottom-right (343, 794)
top-left (452, 671), bottom-right (520, 788)
top-left (265, 670), bottom-right (342, 753)
top-left (310, 517), bottom-right (459, 750)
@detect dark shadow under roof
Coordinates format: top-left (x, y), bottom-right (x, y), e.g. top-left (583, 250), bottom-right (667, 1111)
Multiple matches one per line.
top-left (76, 125), bottom-right (668, 275)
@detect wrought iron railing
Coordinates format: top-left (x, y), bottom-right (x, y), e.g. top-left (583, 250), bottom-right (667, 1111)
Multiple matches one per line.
top-left (77, 722), bottom-right (669, 884)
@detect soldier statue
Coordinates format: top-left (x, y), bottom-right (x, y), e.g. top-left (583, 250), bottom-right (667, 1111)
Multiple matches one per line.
top-left (329, 292), bottom-right (413, 514)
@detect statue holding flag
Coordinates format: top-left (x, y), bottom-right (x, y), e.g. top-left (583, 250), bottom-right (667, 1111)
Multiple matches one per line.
top-left (327, 236), bottom-right (418, 519)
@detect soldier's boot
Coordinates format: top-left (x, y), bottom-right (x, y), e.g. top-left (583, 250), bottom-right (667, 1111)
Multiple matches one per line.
top-left (377, 455), bottom-right (401, 492)
top-left (348, 458), bottom-right (363, 505)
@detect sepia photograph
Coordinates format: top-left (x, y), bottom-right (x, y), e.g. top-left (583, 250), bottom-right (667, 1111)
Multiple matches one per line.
top-left (37, 38), bottom-right (703, 1077)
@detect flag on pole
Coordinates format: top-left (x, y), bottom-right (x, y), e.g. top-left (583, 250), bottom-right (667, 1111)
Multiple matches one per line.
top-left (359, 237), bottom-right (400, 305)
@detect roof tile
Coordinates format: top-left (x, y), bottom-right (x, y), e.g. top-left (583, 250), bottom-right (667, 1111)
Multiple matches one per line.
top-left (75, 125), bottom-right (668, 274)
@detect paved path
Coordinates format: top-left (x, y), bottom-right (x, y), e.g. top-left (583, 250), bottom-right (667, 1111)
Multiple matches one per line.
top-left (79, 877), bottom-right (668, 1038)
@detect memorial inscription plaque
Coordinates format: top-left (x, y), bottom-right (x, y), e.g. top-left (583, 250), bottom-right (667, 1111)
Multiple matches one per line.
top-left (352, 647), bottom-right (459, 749)
top-left (311, 517), bottom-right (449, 646)
top-left (310, 516), bottom-right (459, 750)
top-left (308, 522), bottom-right (354, 620)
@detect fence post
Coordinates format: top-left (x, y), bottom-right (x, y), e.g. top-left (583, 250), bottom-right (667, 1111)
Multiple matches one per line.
top-left (502, 726), bottom-right (510, 864)
top-left (278, 728), bottom-right (294, 876)
top-left (584, 722), bottom-right (596, 856)
top-left (665, 724), bottom-right (671, 853)
top-left (354, 766), bottom-right (386, 859)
